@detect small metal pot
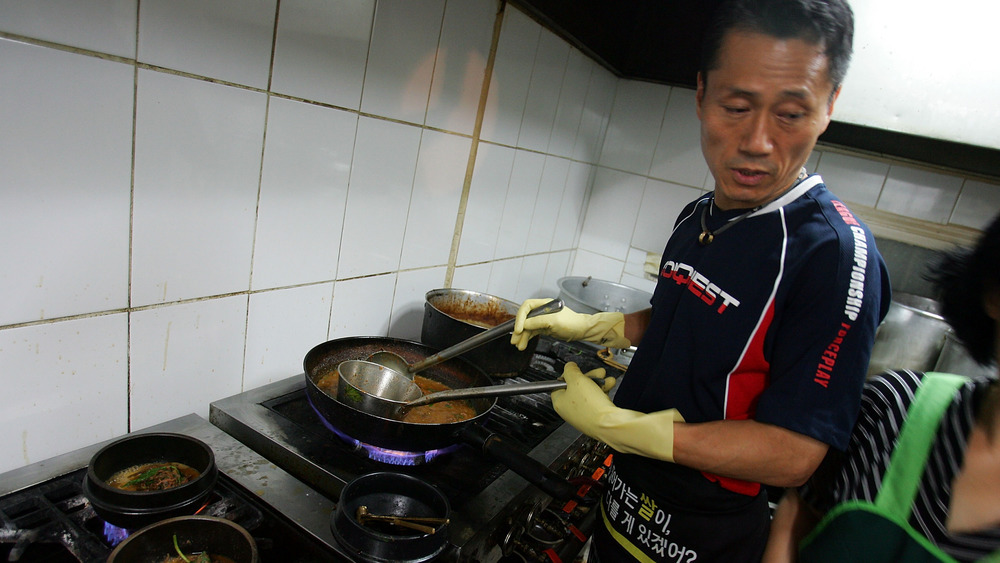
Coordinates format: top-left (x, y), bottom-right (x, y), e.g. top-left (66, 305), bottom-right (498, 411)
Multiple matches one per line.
top-left (867, 293), bottom-right (951, 377)
top-left (422, 288), bottom-right (535, 377)
top-left (107, 515), bottom-right (258, 563)
top-left (332, 472), bottom-right (451, 563)
top-left (556, 276), bottom-right (652, 314)
top-left (82, 433), bottom-right (218, 530)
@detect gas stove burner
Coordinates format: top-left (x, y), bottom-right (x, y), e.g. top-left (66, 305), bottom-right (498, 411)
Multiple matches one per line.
top-left (102, 521), bottom-right (130, 546)
top-left (308, 397), bottom-right (460, 465)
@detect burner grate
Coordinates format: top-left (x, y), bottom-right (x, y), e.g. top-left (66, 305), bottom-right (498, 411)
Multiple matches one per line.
top-left (0, 469), bottom-right (342, 563)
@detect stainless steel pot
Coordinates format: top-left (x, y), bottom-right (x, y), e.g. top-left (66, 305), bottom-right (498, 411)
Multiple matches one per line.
top-left (867, 293), bottom-right (951, 377)
top-left (556, 276), bottom-right (652, 314)
top-left (934, 330), bottom-right (997, 378)
top-left (421, 288), bottom-right (535, 377)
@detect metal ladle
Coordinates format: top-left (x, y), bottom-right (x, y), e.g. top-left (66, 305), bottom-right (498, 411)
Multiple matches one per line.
top-left (336, 358), bottom-right (605, 420)
top-left (366, 298), bottom-right (564, 378)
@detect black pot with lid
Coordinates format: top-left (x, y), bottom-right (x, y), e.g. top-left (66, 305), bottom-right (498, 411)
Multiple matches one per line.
top-left (82, 432), bottom-right (219, 530)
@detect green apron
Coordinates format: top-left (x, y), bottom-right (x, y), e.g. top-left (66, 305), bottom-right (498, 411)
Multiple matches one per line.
top-left (800, 372), bottom-right (1000, 563)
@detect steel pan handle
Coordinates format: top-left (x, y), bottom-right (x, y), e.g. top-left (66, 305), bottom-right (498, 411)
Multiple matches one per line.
top-left (457, 424), bottom-right (580, 502)
top-left (406, 298), bottom-right (564, 375)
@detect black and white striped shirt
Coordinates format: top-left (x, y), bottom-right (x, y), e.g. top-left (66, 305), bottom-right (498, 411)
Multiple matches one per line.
top-left (802, 369), bottom-right (1000, 561)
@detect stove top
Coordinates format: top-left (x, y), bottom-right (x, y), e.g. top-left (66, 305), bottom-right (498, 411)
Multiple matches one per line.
top-left (210, 338), bottom-right (620, 562)
top-left (0, 339), bottom-right (621, 563)
top-left (0, 415), bottom-right (350, 562)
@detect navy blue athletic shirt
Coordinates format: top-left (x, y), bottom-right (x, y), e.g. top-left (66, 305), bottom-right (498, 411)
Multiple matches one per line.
top-left (613, 175), bottom-right (891, 496)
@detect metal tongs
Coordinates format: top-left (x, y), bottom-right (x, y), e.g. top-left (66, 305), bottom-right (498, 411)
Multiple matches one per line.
top-left (355, 505), bottom-right (450, 535)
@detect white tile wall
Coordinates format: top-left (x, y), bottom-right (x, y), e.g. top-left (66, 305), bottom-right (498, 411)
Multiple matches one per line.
top-left (650, 88), bottom-right (710, 188)
top-left (244, 284), bottom-right (333, 389)
top-left (452, 262), bottom-right (493, 293)
top-left (252, 98), bottom-right (356, 290)
top-left (1, 1), bottom-right (997, 474)
top-left (138, 0), bottom-right (276, 88)
top-left (572, 66), bottom-right (617, 163)
top-left (480, 7), bottom-right (540, 147)
top-left (458, 142), bottom-right (516, 265)
top-left (494, 150), bottom-right (545, 259)
top-left (0, 315), bottom-right (128, 473)
top-left (952, 179), bottom-right (1000, 230)
top-left (877, 164), bottom-right (964, 223)
top-left (517, 28), bottom-right (569, 152)
top-left (814, 151), bottom-right (889, 207)
top-left (578, 168), bottom-right (645, 258)
top-left (129, 296), bottom-right (249, 428)
top-left (632, 179), bottom-right (704, 254)
top-left (0, 0), bottom-right (137, 57)
top-left (524, 156), bottom-right (572, 254)
top-left (338, 117), bottom-right (422, 278)
top-left (599, 81), bottom-right (670, 174)
top-left (270, 0), bottom-right (375, 109)
top-left (329, 275), bottom-right (396, 339)
top-left (548, 49), bottom-right (592, 158)
top-left (390, 266), bottom-right (448, 340)
top-left (131, 70), bottom-right (266, 306)
top-left (360, 0), bottom-right (445, 125)
top-left (0, 40), bottom-right (133, 325)
top-left (425, 0), bottom-right (495, 135)
top-left (400, 130), bottom-right (472, 270)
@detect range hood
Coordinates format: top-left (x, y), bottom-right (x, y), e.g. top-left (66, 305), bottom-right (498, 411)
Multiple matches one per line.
top-left (510, 0), bottom-right (1000, 179)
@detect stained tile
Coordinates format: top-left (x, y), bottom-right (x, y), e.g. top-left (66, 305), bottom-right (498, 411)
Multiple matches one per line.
top-left (130, 297), bottom-right (247, 428)
top-left (0, 315), bottom-right (127, 474)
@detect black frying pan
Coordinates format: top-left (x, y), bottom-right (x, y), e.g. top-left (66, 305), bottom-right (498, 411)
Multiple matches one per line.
top-left (303, 336), bottom-right (579, 501)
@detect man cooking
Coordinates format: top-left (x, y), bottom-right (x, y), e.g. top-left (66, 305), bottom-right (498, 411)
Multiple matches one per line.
top-left (510, 0), bottom-right (891, 560)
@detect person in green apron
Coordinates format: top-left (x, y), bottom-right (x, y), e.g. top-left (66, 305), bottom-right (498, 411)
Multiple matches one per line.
top-left (764, 210), bottom-right (1000, 562)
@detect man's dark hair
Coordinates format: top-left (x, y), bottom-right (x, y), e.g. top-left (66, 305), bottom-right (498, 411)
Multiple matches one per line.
top-left (927, 212), bottom-right (1000, 367)
top-left (700, 0), bottom-right (855, 93)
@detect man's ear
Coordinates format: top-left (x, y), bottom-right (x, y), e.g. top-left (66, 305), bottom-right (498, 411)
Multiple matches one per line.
top-left (696, 72), bottom-right (706, 119)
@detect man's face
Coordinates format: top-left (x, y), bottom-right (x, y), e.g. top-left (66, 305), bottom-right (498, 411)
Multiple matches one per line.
top-left (696, 31), bottom-right (839, 210)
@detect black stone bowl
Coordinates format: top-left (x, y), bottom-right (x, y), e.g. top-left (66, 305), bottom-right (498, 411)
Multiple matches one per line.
top-left (82, 432), bottom-right (218, 530)
top-left (106, 515), bottom-right (258, 563)
top-left (332, 472), bottom-right (451, 563)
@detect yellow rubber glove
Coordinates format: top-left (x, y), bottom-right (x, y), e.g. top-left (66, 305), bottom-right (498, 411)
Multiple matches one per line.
top-left (551, 362), bottom-right (685, 462)
top-left (510, 298), bottom-right (630, 351)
